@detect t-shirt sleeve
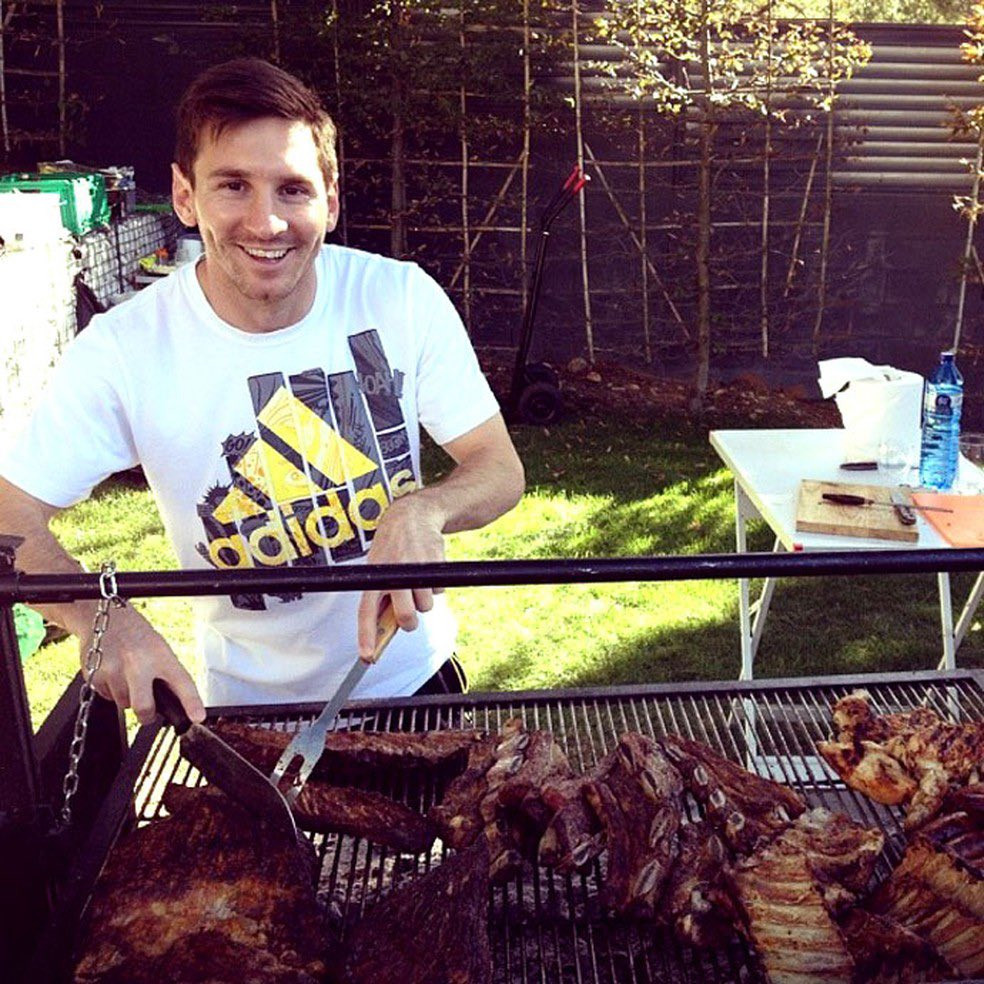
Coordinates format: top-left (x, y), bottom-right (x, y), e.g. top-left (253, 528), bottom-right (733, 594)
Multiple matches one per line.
top-left (0, 318), bottom-right (139, 508)
top-left (409, 265), bottom-right (501, 447)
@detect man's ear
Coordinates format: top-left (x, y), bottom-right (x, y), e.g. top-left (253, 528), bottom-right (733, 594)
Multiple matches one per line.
top-left (325, 180), bottom-right (340, 234)
top-left (171, 163), bottom-right (197, 227)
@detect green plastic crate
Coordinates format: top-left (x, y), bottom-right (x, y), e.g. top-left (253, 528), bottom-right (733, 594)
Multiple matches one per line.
top-left (0, 171), bottom-right (111, 236)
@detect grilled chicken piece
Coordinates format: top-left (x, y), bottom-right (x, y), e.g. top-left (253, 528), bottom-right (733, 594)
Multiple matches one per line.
top-left (214, 719), bottom-right (488, 783)
top-left (74, 785), bottom-right (327, 984)
top-left (661, 734), bottom-right (806, 856)
top-left (868, 837), bottom-right (984, 978)
top-left (663, 820), bottom-right (736, 948)
top-left (838, 909), bottom-right (957, 983)
top-left (585, 733), bottom-right (683, 918)
top-left (816, 739), bottom-right (918, 806)
top-left (732, 844), bottom-right (855, 983)
top-left (331, 840), bottom-right (492, 984)
top-left (944, 782), bottom-right (984, 818)
top-left (819, 691), bottom-right (984, 830)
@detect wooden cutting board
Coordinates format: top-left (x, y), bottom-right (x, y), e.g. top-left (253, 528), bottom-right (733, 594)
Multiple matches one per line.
top-left (795, 480), bottom-right (918, 542)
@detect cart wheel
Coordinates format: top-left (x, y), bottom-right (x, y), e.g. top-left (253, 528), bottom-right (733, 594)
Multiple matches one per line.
top-left (524, 362), bottom-right (558, 387)
top-left (517, 381), bottom-right (562, 425)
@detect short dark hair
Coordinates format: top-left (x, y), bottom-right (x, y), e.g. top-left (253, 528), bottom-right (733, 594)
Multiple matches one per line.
top-left (174, 58), bottom-right (338, 188)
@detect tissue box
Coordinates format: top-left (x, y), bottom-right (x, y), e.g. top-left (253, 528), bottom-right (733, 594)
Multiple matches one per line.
top-left (819, 358), bottom-right (923, 461)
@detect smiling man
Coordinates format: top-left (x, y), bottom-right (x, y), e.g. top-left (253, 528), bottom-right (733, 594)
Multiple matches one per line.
top-left (0, 59), bottom-right (524, 723)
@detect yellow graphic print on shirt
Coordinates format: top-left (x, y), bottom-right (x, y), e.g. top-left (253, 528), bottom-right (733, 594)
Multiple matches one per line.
top-left (195, 330), bottom-right (415, 610)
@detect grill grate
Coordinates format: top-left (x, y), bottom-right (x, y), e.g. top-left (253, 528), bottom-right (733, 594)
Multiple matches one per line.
top-left (109, 671), bottom-right (984, 984)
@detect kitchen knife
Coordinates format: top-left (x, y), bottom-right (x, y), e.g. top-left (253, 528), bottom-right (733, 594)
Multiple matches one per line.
top-left (152, 679), bottom-right (298, 838)
top-left (820, 492), bottom-right (953, 514)
top-left (271, 602), bottom-right (400, 806)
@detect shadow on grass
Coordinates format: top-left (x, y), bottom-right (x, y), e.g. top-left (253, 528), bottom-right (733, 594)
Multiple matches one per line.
top-left (468, 569), bottom-right (984, 694)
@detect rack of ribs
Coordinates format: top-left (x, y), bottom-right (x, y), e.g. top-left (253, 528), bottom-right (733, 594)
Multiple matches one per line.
top-left (73, 785), bottom-right (327, 984)
top-left (661, 734), bottom-right (806, 856)
top-left (330, 840), bottom-right (492, 984)
top-left (215, 720), bottom-right (488, 783)
top-left (837, 908), bottom-right (957, 983)
top-left (208, 721), bottom-right (438, 852)
top-left (429, 719), bottom-right (582, 881)
top-left (584, 733), bottom-right (684, 917)
top-left (817, 690), bottom-right (984, 830)
top-left (662, 820), bottom-right (735, 948)
top-left (867, 836), bottom-right (984, 978)
top-left (727, 807), bottom-right (886, 983)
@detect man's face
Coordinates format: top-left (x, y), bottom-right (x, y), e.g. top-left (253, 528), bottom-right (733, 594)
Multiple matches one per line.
top-left (171, 116), bottom-right (338, 332)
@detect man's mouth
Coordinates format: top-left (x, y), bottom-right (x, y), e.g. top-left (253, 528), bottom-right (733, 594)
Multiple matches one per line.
top-left (241, 245), bottom-right (291, 261)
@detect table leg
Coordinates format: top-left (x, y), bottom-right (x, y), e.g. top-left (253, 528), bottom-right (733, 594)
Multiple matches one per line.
top-left (937, 573), bottom-right (956, 671)
top-left (735, 482), bottom-right (781, 681)
top-left (937, 570), bottom-right (984, 671)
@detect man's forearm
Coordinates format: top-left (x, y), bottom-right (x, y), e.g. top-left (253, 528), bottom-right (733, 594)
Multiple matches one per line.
top-left (0, 477), bottom-right (100, 637)
top-left (409, 442), bottom-right (524, 535)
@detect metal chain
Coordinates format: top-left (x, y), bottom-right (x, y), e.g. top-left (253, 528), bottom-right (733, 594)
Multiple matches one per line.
top-left (57, 562), bottom-right (126, 831)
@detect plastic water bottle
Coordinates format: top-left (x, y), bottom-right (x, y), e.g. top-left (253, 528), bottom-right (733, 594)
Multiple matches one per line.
top-left (918, 351), bottom-right (963, 490)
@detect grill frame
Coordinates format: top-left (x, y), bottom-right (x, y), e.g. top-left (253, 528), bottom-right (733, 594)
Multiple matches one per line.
top-left (38, 666), bottom-right (984, 984)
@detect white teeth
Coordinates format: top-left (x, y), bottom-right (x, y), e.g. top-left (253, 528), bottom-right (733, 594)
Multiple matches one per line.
top-left (243, 246), bottom-right (288, 259)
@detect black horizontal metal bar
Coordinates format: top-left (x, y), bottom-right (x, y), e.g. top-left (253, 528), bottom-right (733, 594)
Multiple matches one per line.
top-left (1, 548), bottom-right (983, 604)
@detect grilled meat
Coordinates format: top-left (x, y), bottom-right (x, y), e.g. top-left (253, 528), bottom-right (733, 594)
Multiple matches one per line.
top-left (663, 820), bottom-right (735, 948)
top-left (771, 806), bottom-right (884, 896)
top-left (331, 840), bottom-right (492, 984)
top-left (183, 722), bottom-right (436, 852)
top-left (73, 785), bottom-right (327, 984)
top-left (868, 837), bottom-right (984, 977)
top-left (584, 733), bottom-right (683, 918)
top-left (819, 691), bottom-right (984, 830)
top-left (837, 909), bottom-right (956, 983)
top-left (537, 753), bottom-right (616, 872)
top-left (816, 738), bottom-right (918, 805)
top-left (293, 782), bottom-right (436, 853)
top-left (731, 840), bottom-right (856, 983)
top-left (214, 720), bottom-right (488, 783)
top-left (918, 810), bottom-right (984, 877)
top-left (944, 782), bottom-right (984, 818)
top-left (429, 719), bottom-right (581, 881)
top-left (661, 734), bottom-right (806, 856)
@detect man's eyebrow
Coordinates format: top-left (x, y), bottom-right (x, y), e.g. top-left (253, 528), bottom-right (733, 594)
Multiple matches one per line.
top-left (205, 168), bottom-right (248, 180)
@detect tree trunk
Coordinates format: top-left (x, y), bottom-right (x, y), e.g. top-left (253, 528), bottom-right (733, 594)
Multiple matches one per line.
top-left (693, 1), bottom-right (714, 414)
top-left (389, 7), bottom-right (408, 259)
top-left (694, 114), bottom-right (713, 413)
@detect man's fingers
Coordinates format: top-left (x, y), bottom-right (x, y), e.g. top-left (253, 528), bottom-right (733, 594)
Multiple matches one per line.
top-left (389, 589), bottom-right (419, 632)
top-left (412, 587), bottom-right (434, 613)
top-left (357, 591), bottom-right (384, 660)
top-left (169, 668), bottom-right (207, 724)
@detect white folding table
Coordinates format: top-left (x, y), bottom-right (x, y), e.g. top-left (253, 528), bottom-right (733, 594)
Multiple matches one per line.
top-left (710, 427), bottom-right (984, 679)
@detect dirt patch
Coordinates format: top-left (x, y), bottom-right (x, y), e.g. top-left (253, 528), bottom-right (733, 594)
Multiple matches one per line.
top-left (480, 353), bottom-right (840, 430)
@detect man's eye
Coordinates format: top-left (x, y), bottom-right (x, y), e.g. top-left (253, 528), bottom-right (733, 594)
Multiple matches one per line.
top-left (282, 185), bottom-right (310, 198)
top-left (220, 180), bottom-right (243, 191)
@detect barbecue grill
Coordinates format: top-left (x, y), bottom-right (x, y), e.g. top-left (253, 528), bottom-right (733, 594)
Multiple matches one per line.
top-left (2, 545), bottom-right (984, 983)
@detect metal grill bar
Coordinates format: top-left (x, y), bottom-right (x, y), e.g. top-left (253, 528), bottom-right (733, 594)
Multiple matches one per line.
top-left (6, 548), bottom-right (984, 603)
top-left (57, 671), bottom-right (984, 984)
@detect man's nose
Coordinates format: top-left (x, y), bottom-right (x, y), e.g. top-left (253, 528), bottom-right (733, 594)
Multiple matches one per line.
top-left (243, 191), bottom-right (288, 238)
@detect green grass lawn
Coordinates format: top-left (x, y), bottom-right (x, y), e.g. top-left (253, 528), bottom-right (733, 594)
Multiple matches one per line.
top-left (23, 413), bottom-right (984, 730)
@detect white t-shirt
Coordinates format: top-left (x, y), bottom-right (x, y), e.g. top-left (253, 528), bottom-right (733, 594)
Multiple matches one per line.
top-left (0, 245), bottom-right (500, 706)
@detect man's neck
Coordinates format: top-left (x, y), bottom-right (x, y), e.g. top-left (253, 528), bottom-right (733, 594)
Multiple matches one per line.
top-left (195, 260), bottom-right (318, 334)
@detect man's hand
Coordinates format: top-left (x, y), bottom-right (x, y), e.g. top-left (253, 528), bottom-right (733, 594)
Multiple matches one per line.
top-left (355, 413), bottom-right (524, 660)
top-left (357, 492), bottom-right (445, 658)
top-left (82, 604), bottom-right (206, 726)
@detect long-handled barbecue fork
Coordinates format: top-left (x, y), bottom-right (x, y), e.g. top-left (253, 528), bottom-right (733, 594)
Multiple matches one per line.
top-left (271, 602), bottom-right (400, 805)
